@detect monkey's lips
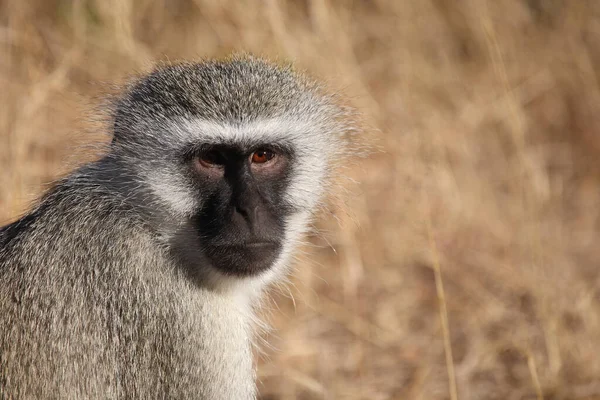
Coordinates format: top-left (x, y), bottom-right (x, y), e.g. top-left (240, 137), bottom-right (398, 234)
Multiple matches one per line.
top-left (204, 241), bottom-right (282, 277)
top-left (243, 241), bottom-right (276, 248)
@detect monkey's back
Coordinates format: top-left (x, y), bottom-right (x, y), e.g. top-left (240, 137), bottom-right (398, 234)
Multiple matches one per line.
top-left (0, 175), bottom-right (255, 399)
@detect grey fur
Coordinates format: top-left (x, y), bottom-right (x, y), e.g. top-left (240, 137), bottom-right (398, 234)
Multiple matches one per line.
top-left (0, 56), bottom-right (352, 399)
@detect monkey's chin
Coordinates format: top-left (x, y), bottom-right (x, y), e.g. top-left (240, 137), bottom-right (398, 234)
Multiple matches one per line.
top-left (204, 242), bottom-right (282, 277)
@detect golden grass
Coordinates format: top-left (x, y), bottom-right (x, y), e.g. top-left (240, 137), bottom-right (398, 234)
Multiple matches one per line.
top-left (2, 1), bottom-right (600, 398)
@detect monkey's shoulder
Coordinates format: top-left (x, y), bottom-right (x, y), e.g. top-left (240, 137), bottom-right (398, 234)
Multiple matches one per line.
top-left (0, 212), bottom-right (38, 248)
top-left (0, 177), bottom-right (153, 265)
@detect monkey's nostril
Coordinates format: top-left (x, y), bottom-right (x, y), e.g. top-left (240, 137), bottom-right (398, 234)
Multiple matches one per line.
top-left (234, 205), bottom-right (247, 217)
top-left (233, 204), bottom-right (261, 220)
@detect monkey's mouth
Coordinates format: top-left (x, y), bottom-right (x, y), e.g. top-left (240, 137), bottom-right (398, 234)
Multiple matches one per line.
top-left (204, 241), bottom-right (282, 277)
top-left (238, 241), bottom-right (276, 248)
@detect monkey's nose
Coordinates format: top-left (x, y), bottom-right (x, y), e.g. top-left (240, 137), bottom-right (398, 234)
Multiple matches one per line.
top-left (233, 204), bottom-right (262, 228)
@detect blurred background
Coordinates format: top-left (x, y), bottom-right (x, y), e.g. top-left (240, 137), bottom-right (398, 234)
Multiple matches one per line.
top-left (2, 1), bottom-right (600, 399)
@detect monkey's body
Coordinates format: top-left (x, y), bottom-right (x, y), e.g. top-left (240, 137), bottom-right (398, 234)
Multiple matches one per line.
top-left (0, 56), bottom-right (353, 399)
top-left (1, 169), bottom-right (254, 399)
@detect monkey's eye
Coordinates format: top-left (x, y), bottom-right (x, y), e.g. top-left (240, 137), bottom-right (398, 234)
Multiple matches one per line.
top-left (251, 149), bottom-right (276, 164)
top-left (198, 150), bottom-right (226, 168)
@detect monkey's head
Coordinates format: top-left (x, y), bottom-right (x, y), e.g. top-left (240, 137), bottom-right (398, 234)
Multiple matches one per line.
top-left (109, 56), bottom-right (353, 287)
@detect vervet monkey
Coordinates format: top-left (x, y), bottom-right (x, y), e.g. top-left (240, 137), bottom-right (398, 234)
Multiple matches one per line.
top-left (0, 56), bottom-right (355, 399)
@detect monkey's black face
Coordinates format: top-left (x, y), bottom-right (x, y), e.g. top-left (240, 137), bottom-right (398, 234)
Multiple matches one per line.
top-left (187, 143), bottom-right (294, 277)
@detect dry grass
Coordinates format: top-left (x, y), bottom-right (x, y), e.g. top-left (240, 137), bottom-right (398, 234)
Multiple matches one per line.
top-left (2, 1), bottom-right (600, 399)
